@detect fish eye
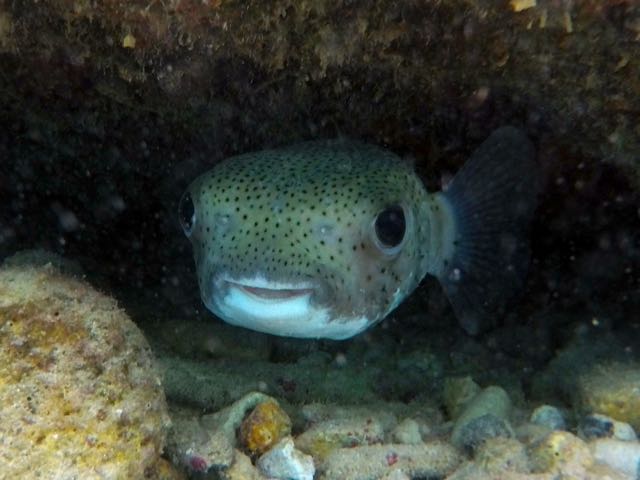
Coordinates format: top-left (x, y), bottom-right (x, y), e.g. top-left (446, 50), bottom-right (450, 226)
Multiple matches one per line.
top-left (374, 205), bottom-right (406, 252)
top-left (179, 191), bottom-right (196, 236)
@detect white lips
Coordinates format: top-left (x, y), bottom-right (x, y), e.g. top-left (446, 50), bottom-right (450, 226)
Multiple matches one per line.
top-left (224, 279), bottom-right (314, 321)
top-left (207, 275), bottom-right (370, 339)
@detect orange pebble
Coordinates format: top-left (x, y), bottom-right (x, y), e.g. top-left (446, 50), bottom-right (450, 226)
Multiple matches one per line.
top-left (239, 400), bottom-right (292, 455)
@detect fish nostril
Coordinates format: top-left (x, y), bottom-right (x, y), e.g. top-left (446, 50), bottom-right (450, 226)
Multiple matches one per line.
top-left (213, 213), bottom-right (234, 235)
top-left (313, 222), bottom-right (335, 242)
top-left (216, 213), bottom-right (230, 225)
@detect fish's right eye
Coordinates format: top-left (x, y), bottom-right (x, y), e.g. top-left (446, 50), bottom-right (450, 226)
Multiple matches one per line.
top-left (374, 205), bottom-right (406, 249)
top-left (179, 191), bottom-right (196, 236)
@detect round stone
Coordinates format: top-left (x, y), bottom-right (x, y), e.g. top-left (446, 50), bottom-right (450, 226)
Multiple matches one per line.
top-left (0, 264), bottom-right (170, 478)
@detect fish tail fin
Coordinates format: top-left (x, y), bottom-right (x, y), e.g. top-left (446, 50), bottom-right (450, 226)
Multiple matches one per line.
top-left (436, 126), bottom-right (541, 335)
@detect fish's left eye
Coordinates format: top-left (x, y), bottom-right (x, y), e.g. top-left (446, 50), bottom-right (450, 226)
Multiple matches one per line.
top-left (374, 205), bottom-right (406, 251)
top-left (179, 191), bottom-right (196, 236)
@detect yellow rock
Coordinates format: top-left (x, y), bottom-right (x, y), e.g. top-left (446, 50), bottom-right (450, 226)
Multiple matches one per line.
top-left (0, 263), bottom-right (170, 478)
top-left (576, 362), bottom-right (640, 431)
top-left (529, 431), bottom-right (593, 475)
top-left (239, 399), bottom-right (292, 455)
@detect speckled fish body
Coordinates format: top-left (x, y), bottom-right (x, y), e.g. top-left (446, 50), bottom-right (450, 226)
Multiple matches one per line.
top-left (180, 127), bottom-right (539, 339)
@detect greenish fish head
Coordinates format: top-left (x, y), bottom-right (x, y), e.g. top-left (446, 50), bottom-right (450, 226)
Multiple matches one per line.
top-left (180, 140), bottom-right (430, 340)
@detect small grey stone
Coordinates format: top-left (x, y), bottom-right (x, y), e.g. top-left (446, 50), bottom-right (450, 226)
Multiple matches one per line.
top-left (581, 413), bottom-right (637, 442)
top-left (530, 405), bottom-right (566, 431)
top-left (454, 414), bottom-right (514, 455)
top-left (450, 385), bottom-right (513, 452)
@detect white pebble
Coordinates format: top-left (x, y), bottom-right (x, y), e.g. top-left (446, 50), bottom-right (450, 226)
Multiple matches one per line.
top-left (257, 437), bottom-right (314, 480)
top-left (612, 422), bottom-right (638, 442)
top-left (590, 438), bottom-right (640, 478)
top-left (392, 418), bottom-right (423, 444)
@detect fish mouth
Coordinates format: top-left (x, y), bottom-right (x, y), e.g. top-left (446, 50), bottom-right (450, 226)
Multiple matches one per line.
top-left (212, 275), bottom-right (318, 334)
top-left (202, 274), bottom-right (373, 339)
top-left (226, 281), bottom-right (315, 302)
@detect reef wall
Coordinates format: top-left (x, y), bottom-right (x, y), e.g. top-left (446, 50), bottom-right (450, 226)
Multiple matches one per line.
top-left (1, 0), bottom-right (638, 168)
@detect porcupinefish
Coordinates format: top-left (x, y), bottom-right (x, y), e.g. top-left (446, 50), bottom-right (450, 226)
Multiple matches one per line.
top-left (179, 127), bottom-right (539, 339)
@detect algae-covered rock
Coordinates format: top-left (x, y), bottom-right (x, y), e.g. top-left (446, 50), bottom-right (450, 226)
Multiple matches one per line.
top-left (575, 362), bottom-right (640, 431)
top-left (0, 263), bottom-right (170, 478)
top-left (296, 416), bottom-right (388, 460)
top-left (451, 385), bottom-right (513, 452)
top-left (317, 442), bottom-right (461, 480)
